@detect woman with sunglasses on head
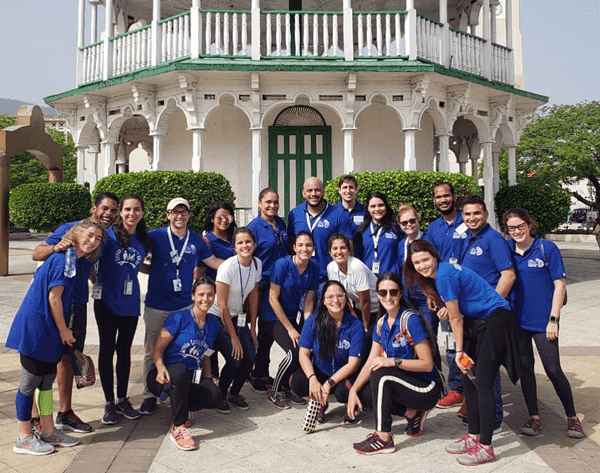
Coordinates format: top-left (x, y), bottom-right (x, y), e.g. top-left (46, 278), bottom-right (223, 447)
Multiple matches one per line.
top-left (248, 188), bottom-right (290, 393)
top-left (504, 208), bottom-right (584, 439)
top-left (349, 272), bottom-right (441, 455)
top-left (354, 192), bottom-right (403, 277)
top-left (404, 240), bottom-right (520, 466)
top-left (290, 281), bottom-right (368, 424)
top-left (202, 202), bottom-right (237, 281)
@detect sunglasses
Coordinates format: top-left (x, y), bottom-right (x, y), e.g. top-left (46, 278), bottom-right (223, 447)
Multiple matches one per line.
top-left (377, 289), bottom-right (400, 297)
top-left (399, 217), bottom-right (417, 226)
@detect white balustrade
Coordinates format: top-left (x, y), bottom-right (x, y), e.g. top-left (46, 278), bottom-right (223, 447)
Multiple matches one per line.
top-left (449, 27), bottom-right (485, 75)
top-left (160, 13), bottom-right (190, 62)
top-left (416, 15), bottom-right (441, 62)
top-left (202, 10), bottom-right (250, 56)
top-left (491, 43), bottom-right (509, 83)
top-left (81, 42), bottom-right (104, 83)
top-left (112, 27), bottom-right (152, 75)
top-left (355, 12), bottom-right (406, 58)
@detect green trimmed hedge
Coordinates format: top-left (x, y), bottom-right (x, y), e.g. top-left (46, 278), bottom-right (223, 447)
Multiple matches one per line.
top-left (93, 171), bottom-right (235, 233)
top-left (324, 171), bottom-right (481, 228)
top-left (9, 183), bottom-right (91, 232)
top-left (495, 179), bottom-right (571, 235)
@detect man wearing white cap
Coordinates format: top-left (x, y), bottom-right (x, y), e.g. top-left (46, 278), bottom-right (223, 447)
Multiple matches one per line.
top-left (139, 198), bottom-right (223, 415)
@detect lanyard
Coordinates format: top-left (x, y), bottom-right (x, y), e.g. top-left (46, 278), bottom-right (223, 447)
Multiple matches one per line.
top-left (402, 231), bottom-right (422, 264)
top-left (305, 203), bottom-right (329, 233)
top-left (237, 258), bottom-right (253, 302)
top-left (370, 223), bottom-right (383, 261)
top-left (168, 227), bottom-right (190, 279)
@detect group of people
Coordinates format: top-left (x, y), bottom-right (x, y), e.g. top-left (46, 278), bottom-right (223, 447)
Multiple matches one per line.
top-left (6, 175), bottom-right (584, 466)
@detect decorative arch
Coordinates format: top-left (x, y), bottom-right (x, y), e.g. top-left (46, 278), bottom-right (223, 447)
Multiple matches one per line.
top-left (419, 97), bottom-right (448, 135)
top-left (156, 97), bottom-right (188, 135)
top-left (355, 93), bottom-right (407, 129)
top-left (201, 92), bottom-right (252, 129)
top-left (273, 105), bottom-right (326, 126)
top-left (77, 117), bottom-right (101, 147)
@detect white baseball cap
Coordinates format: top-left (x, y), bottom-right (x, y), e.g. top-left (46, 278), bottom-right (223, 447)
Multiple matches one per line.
top-left (167, 197), bottom-right (190, 211)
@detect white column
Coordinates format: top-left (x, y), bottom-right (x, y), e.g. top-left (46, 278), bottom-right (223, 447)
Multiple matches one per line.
top-left (439, 0), bottom-right (447, 23)
top-left (343, 0), bottom-right (354, 61)
top-left (151, 0), bottom-right (162, 66)
top-left (191, 0), bottom-right (200, 59)
top-left (491, 2), bottom-right (498, 43)
top-left (88, 144), bottom-right (99, 188)
top-left (251, 127), bottom-right (262, 217)
top-left (103, 0), bottom-right (114, 79)
top-left (507, 145), bottom-right (517, 186)
top-left (506, 0), bottom-right (514, 84)
top-left (437, 134), bottom-right (451, 172)
top-left (482, 0), bottom-right (492, 79)
top-left (77, 146), bottom-right (86, 184)
top-left (482, 141), bottom-right (496, 226)
top-left (439, 0), bottom-right (449, 66)
top-left (102, 140), bottom-right (117, 177)
top-left (90, 0), bottom-right (100, 43)
top-left (191, 128), bottom-right (204, 171)
top-left (405, 0), bottom-right (417, 60)
top-left (251, 0), bottom-right (261, 60)
top-left (403, 129), bottom-right (417, 170)
top-left (342, 128), bottom-right (355, 172)
top-left (76, 0), bottom-right (86, 85)
top-left (152, 134), bottom-right (164, 170)
top-left (492, 144), bottom-right (501, 194)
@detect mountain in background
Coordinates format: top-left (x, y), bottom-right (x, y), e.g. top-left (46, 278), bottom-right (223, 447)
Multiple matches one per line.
top-left (0, 98), bottom-right (56, 116)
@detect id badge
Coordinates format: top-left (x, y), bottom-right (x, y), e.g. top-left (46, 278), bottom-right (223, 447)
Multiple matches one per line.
top-left (449, 257), bottom-right (458, 264)
top-left (192, 369), bottom-right (202, 384)
top-left (353, 215), bottom-right (364, 225)
top-left (92, 285), bottom-right (102, 300)
top-left (172, 278), bottom-right (182, 292)
top-left (204, 348), bottom-right (215, 357)
top-left (296, 310), bottom-right (302, 325)
top-left (124, 280), bottom-right (133, 296)
top-left (372, 261), bottom-right (380, 274)
top-left (312, 249), bottom-right (316, 257)
top-left (237, 312), bottom-right (247, 327)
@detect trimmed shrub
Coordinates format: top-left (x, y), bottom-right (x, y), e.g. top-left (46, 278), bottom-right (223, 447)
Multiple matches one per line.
top-left (93, 171), bottom-right (235, 233)
top-left (324, 171), bottom-right (481, 229)
top-left (495, 179), bottom-right (571, 235)
top-left (9, 183), bottom-right (91, 232)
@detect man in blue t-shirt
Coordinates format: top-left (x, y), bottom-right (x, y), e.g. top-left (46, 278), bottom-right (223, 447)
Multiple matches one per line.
top-left (139, 198), bottom-right (223, 416)
top-left (334, 175), bottom-right (365, 240)
top-left (31, 192), bottom-right (119, 433)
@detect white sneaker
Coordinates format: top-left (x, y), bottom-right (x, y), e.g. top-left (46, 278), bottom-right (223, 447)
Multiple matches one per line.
top-left (13, 434), bottom-right (55, 455)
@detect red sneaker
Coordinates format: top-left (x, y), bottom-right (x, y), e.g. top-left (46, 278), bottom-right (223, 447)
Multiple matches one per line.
top-left (436, 390), bottom-right (464, 409)
top-left (457, 400), bottom-right (467, 419)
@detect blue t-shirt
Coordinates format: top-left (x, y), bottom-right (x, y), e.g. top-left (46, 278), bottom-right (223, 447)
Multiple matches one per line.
top-left (45, 220), bottom-right (95, 307)
top-left (424, 213), bottom-right (468, 263)
top-left (145, 227), bottom-right (213, 311)
top-left (335, 201), bottom-right (365, 239)
top-left (460, 224), bottom-right (513, 288)
top-left (354, 224), bottom-right (402, 275)
top-left (373, 311), bottom-right (438, 383)
top-left (261, 256), bottom-right (320, 322)
top-left (159, 309), bottom-right (221, 371)
top-left (248, 215), bottom-right (290, 281)
top-left (509, 237), bottom-right (566, 332)
top-left (287, 202), bottom-right (351, 280)
top-left (97, 227), bottom-right (147, 316)
top-left (6, 252), bottom-right (76, 363)
top-left (299, 311), bottom-right (365, 376)
top-left (435, 262), bottom-right (510, 320)
top-left (398, 232), bottom-right (428, 303)
top-left (201, 232), bottom-right (234, 282)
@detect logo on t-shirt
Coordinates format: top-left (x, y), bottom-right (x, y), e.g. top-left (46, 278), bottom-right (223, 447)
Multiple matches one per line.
top-left (114, 248), bottom-right (143, 268)
top-left (469, 246), bottom-right (483, 256)
top-left (317, 220), bottom-right (331, 229)
top-left (337, 339), bottom-right (351, 350)
top-left (527, 258), bottom-right (545, 268)
top-left (385, 233), bottom-right (398, 240)
top-left (180, 339), bottom-right (209, 364)
top-left (186, 244), bottom-right (197, 255)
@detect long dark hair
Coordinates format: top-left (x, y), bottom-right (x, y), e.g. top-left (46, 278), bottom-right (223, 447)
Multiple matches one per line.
top-left (403, 239), bottom-right (444, 310)
top-left (314, 280), bottom-right (351, 362)
top-left (204, 202), bottom-right (237, 237)
top-left (114, 194), bottom-right (151, 252)
top-left (357, 192), bottom-right (402, 236)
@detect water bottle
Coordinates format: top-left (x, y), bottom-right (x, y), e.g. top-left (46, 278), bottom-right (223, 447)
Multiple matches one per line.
top-left (64, 247), bottom-right (77, 278)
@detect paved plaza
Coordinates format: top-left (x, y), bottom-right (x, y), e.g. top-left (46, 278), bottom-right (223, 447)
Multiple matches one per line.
top-left (0, 235), bottom-right (599, 472)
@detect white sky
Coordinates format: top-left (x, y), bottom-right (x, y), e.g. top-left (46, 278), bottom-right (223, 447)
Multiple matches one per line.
top-left (0, 0), bottom-right (598, 106)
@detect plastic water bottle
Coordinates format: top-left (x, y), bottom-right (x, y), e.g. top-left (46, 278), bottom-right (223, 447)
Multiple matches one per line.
top-left (64, 247), bottom-right (77, 278)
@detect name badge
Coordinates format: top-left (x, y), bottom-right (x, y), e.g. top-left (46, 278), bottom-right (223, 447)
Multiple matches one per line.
top-left (449, 257), bottom-right (458, 264)
top-left (372, 261), bottom-right (380, 274)
top-left (124, 280), bottom-right (133, 296)
top-left (92, 285), bottom-right (102, 300)
top-left (172, 278), bottom-right (182, 292)
top-left (237, 312), bottom-right (247, 327)
top-left (204, 348), bottom-right (215, 357)
top-left (456, 223), bottom-right (468, 235)
top-left (353, 215), bottom-right (364, 224)
top-left (192, 369), bottom-right (202, 384)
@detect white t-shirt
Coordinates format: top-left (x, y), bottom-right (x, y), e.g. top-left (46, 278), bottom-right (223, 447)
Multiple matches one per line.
top-left (209, 255), bottom-right (262, 317)
top-left (327, 256), bottom-right (379, 312)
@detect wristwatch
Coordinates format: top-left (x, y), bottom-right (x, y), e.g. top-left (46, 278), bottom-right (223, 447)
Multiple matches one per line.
top-left (394, 357), bottom-right (403, 368)
top-left (549, 315), bottom-right (559, 324)
top-left (327, 378), bottom-right (336, 387)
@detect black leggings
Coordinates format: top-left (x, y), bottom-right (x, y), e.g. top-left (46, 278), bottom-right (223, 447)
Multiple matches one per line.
top-left (517, 327), bottom-right (576, 418)
top-left (94, 300), bottom-right (139, 403)
top-left (370, 367), bottom-right (440, 433)
top-left (265, 319), bottom-right (302, 394)
top-left (147, 364), bottom-right (222, 426)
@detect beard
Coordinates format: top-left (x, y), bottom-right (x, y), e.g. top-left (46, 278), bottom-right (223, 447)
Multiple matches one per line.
top-left (438, 201), bottom-right (455, 216)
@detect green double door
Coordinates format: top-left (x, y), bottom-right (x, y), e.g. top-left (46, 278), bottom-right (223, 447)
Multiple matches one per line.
top-left (268, 126), bottom-right (332, 219)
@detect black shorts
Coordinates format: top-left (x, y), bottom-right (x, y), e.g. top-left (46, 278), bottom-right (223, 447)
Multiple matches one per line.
top-left (62, 304), bottom-right (87, 354)
top-left (20, 354), bottom-right (58, 377)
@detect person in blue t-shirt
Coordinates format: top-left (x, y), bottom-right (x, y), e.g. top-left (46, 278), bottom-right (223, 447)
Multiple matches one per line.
top-left (7, 219), bottom-right (105, 456)
top-left (349, 273), bottom-right (441, 455)
top-left (249, 188), bottom-right (291, 393)
top-left (334, 175), bottom-right (365, 240)
top-left (147, 277), bottom-right (223, 451)
top-left (201, 201), bottom-right (236, 281)
top-left (504, 208), bottom-right (584, 439)
top-left (264, 232), bottom-right (319, 409)
top-left (95, 195), bottom-right (152, 426)
top-left (404, 240), bottom-right (520, 467)
top-left (30, 192), bottom-right (118, 434)
top-left (354, 192), bottom-right (403, 276)
top-left (139, 198), bottom-right (221, 416)
top-left (290, 281), bottom-right (367, 424)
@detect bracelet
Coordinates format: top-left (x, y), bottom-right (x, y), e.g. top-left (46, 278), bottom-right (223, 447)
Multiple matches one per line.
top-left (456, 350), bottom-right (464, 353)
top-left (308, 374), bottom-right (316, 381)
top-left (52, 244), bottom-right (57, 252)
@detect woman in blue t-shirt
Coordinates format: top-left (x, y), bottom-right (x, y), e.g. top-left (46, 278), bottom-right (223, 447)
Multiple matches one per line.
top-left (349, 273), bottom-right (441, 455)
top-left (290, 281), bottom-right (367, 424)
top-left (202, 202), bottom-right (236, 281)
top-left (95, 194), bottom-right (152, 425)
top-left (404, 239), bottom-right (520, 467)
top-left (504, 208), bottom-right (584, 439)
top-left (147, 277), bottom-right (222, 451)
top-left (7, 219), bottom-right (105, 455)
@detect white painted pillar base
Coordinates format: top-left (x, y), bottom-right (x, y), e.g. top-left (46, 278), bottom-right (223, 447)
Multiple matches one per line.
top-left (77, 146), bottom-right (86, 184)
top-left (251, 127), bottom-right (263, 218)
top-left (403, 129), bottom-right (417, 171)
top-left (482, 141), bottom-right (496, 227)
top-left (152, 135), bottom-right (164, 170)
top-left (191, 128), bottom-right (204, 172)
top-left (342, 128), bottom-right (355, 173)
top-left (508, 145), bottom-right (517, 186)
top-left (437, 134), bottom-right (451, 172)
top-left (102, 141), bottom-right (117, 178)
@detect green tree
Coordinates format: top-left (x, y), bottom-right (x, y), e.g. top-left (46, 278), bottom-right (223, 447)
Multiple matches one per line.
top-left (517, 101), bottom-right (600, 211)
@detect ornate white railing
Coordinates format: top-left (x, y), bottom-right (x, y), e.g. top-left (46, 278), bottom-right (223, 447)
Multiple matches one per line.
top-left (112, 26), bottom-right (152, 75)
top-left (355, 11), bottom-right (407, 57)
top-left (491, 42), bottom-right (510, 83)
top-left (416, 14), bottom-right (442, 63)
top-left (160, 12), bottom-right (191, 62)
top-left (80, 41), bottom-right (104, 83)
top-left (449, 27), bottom-right (485, 75)
top-left (203, 10), bottom-right (251, 56)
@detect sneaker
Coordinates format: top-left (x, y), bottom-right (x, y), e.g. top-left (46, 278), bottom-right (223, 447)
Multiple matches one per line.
top-left (13, 434), bottom-right (54, 456)
top-left (457, 400), bottom-right (467, 419)
top-left (456, 443), bottom-right (495, 466)
top-left (217, 399), bottom-right (231, 414)
top-left (116, 398), bottom-right (142, 420)
top-left (248, 377), bottom-right (269, 393)
top-left (436, 390), bottom-right (464, 409)
top-left (285, 389), bottom-right (307, 405)
top-left (493, 421), bottom-right (503, 435)
top-left (139, 397), bottom-right (157, 416)
top-left (343, 412), bottom-right (361, 425)
top-left (520, 416), bottom-right (541, 436)
top-left (446, 434), bottom-right (479, 454)
top-left (567, 416), bottom-right (585, 438)
top-left (228, 394), bottom-right (250, 410)
top-left (317, 403), bottom-right (328, 424)
top-left (40, 429), bottom-right (80, 447)
top-left (353, 432), bottom-right (395, 455)
top-left (102, 402), bottom-right (119, 425)
top-left (169, 424), bottom-right (196, 451)
top-left (56, 410), bottom-right (93, 433)
top-left (30, 416), bottom-right (42, 434)
top-left (267, 391), bottom-right (290, 410)
top-left (405, 410), bottom-right (427, 437)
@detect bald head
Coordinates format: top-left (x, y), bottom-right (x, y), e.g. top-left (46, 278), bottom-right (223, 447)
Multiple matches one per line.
top-left (302, 177), bottom-right (325, 210)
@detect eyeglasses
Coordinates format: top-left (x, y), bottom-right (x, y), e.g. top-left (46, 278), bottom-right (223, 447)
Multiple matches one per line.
top-left (169, 210), bottom-right (190, 216)
top-left (399, 217), bottom-right (417, 226)
top-left (215, 215), bottom-right (233, 223)
top-left (507, 222), bottom-right (528, 233)
top-left (377, 289), bottom-right (400, 298)
top-left (324, 294), bottom-right (346, 301)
